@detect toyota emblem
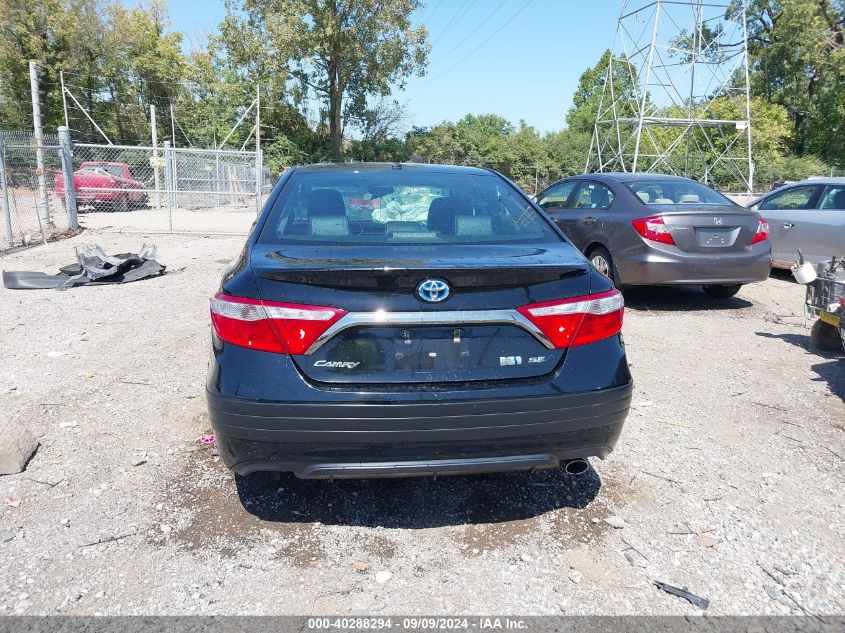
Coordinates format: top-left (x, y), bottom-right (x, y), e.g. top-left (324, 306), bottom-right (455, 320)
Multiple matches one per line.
top-left (416, 278), bottom-right (451, 303)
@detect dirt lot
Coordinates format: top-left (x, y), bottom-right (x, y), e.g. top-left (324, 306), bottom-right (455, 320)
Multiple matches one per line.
top-left (0, 229), bottom-right (843, 616)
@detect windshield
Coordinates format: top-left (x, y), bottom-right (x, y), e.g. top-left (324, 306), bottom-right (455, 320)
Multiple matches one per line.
top-left (259, 170), bottom-right (559, 245)
top-left (623, 179), bottom-right (732, 205)
top-left (80, 164), bottom-right (124, 178)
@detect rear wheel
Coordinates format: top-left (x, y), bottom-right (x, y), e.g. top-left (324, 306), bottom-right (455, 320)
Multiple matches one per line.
top-left (810, 319), bottom-right (843, 351)
top-left (116, 193), bottom-right (128, 213)
top-left (702, 284), bottom-right (742, 298)
top-left (588, 246), bottom-right (622, 289)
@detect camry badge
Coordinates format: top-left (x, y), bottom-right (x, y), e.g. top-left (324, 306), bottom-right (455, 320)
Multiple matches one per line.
top-left (416, 278), bottom-right (451, 303)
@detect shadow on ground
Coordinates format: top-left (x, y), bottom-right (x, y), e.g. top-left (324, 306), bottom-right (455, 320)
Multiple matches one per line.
top-left (233, 465), bottom-right (602, 529)
top-left (811, 358), bottom-right (845, 403)
top-left (623, 285), bottom-right (753, 311)
top-left (769, 268), bottom-right (797, 283)
top-left (756, 331), bottom-right (845, 402)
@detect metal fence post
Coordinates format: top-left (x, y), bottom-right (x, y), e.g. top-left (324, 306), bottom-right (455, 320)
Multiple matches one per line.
top-left (215, 154), bottom-right (220, 207)
top-left (255, 148), bottom-right (263, 216)
top-left (0, 137), bottom-right (13, 248)
top-left (57, 126), bottom-right (78, 229)
top-left (151, 104), bottom-right (161, 208)
top-left (29, 61), bottom-right (52, 228)
top-left (163, 140), bottom-right (173, 232)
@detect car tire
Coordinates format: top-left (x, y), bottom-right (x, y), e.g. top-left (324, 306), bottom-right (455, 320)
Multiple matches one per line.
top-left (116, 193), bottom-right (129, 213)
top-left (810, 318), bottom-right (843, 351)
top-left (588, 246), bottom-right (623, 290)
top-left (702, 284), bottom-right (742, 298)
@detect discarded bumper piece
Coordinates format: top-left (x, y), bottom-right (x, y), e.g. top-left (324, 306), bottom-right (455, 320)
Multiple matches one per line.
top-left (2, 243), bottom-right (165, 290)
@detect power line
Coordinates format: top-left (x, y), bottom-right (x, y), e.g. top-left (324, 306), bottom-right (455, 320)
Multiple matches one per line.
top-left (423, 0), bottom-right (535, 82)
top-left (429, 0), bottom-right (474, 45)
top-left (422, 0), bottom-right (445, 22)
top-left (427, 0), bottom-right (508, 68)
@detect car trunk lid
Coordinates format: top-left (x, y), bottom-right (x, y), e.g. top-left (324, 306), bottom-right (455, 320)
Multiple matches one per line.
top-left (251, 243), bottom-right (588, 290)
top-left (652, 206), bottom-right (760, 253)
top-left (250, 243), bottom-right (590, 384)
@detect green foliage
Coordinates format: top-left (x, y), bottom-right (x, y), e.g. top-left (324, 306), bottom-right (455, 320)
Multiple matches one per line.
top-left (740, 0), bottom-right (844, 165)
top-left (0, 0), bottom-right (190, 143)
top-left (218, 0), bottom-right (429, 159)
top-left (670, 22), bottom-right (729, 64)
top-left (566, 50), bottom-right (639, 134)
top-left (0, 0), bottom-right (840, 184)
top-left (755, 154), bottom-right (831, 184)
top-left (409, 115), bottom-right (590, 193)
top-left (0, 0), bottom-right (101, 131)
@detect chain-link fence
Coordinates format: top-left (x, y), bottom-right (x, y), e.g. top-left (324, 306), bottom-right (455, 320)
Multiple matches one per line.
top-left (0, 130), bottom-right (77, 253)
top-left (72, 142), bottom-right (262, 234)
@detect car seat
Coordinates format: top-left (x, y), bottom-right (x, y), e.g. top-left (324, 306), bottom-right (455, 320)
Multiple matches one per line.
top-left (829, 188), bottom-right (845, 209)
top-left (308, 189), bottom-right (348, 236)
top-left (427, 198), bottom-right (458, 234)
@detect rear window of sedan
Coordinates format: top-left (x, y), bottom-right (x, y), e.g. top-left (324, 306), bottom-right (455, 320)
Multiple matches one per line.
top-left (258, 170), bottom-right (559, 245)
top-left (623, 180), bottom-right (733, 205)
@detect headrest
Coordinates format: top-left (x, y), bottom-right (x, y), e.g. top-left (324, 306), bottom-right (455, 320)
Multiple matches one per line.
top-left (308, 189), bottom-right (346, 217)
top-left (427, 198), bottom-right (457, 234)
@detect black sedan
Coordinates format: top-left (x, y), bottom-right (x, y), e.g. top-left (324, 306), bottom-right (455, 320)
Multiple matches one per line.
top-left (536, 173), bottom-right (771, 297)
top-left (207, 163), bottom-right (632, 479)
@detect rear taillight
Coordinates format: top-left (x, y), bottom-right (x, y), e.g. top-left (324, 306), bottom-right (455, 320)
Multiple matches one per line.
top-left (210, 293), bottom-right (346, 354)
top-left (631, 215), bottom-right (675, 245)
top-left (751, 216), bottom-right (769, 244)
top-left (517, 289), bottom-right (624, 348)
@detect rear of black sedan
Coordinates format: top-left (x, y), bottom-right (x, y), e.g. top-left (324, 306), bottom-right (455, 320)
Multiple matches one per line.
top-left (206, 163), bottom-right (632, 479)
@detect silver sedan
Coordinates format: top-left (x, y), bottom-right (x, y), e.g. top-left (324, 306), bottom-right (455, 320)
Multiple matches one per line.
top-left (749, 178), bottom-right (845, 268)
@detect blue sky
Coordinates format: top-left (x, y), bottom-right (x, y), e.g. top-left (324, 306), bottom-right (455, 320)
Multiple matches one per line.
top-left (161, 0), bottom-right (621, 134)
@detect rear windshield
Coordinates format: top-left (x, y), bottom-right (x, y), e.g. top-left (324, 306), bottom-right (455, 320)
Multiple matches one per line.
top-left (258, 170), bottom-right (559, 245)
top-left (80, 164), bottom-right (124, 178)
top-left (623, 180), bottom-right (732, 205)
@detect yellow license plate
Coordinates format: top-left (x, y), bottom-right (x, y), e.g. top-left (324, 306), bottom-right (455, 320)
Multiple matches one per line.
top-left (819, 310), bottom-right (841, 327)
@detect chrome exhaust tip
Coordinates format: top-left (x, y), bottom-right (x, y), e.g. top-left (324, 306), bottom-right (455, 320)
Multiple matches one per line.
top-left (564, 458), bottom-right (589, 476)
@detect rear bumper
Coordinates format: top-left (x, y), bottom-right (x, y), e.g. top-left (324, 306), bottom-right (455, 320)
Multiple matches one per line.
top-left (617, 242), bottom-right (771, 286)
top-left (207, 383), bottom-right (632, 478)
top-left (771, 258), bottom-right (794, 270)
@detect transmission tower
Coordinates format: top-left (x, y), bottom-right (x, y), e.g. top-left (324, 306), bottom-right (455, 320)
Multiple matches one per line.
top-left (588, 0), bottom-right (754, 193)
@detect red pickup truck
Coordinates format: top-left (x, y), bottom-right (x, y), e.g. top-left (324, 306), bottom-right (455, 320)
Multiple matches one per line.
top-left (55, 161), bottom-right (147, 211)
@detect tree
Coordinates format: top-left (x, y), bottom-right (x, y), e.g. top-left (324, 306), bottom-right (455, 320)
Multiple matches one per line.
top-left (101, 0), bottom-right (185, 143)
top-left (0, 0), bottom-right (106, 130)
top-left (219, 0), bottom-right (429, 159)
top-left (566, 50), bottom-right (640, 134)
top-left (739, 0), bottom-right (844, 165)
top-left (0, 0), bottom-right (188, 144)
top-left (409, 114), bottom-right (590, 193)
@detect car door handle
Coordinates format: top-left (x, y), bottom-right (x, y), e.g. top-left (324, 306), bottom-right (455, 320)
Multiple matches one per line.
top-left (781, 223), bottom-right (795, 229)
top-left (582, 217), bottom-right (597, 224)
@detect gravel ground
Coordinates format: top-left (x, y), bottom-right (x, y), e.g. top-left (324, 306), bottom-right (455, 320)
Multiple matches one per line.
top-left (0, 229), bottom-right (843, 616)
